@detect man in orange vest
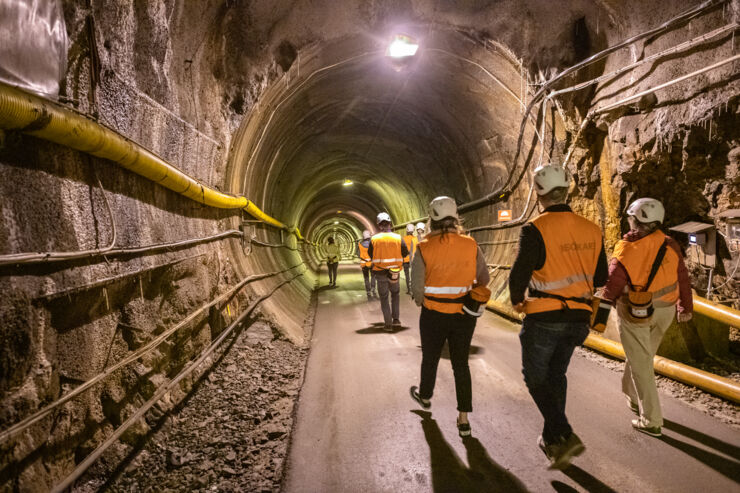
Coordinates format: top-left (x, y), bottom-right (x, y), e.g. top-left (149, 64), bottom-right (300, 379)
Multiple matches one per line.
top-left (368, 212), bottom-right (409, 332)
top-left (403, 223), bottom-right (419, 295)
top-left (601, 198), bottom-right (692, 438)
top-left (509, 164), bottom-right (607, 470)
top-left (356, 229), bottom-right (377, 300)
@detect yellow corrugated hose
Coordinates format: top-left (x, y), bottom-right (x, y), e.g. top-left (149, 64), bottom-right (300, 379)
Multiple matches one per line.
top-left (486, 298), bottom-right (740, 404)
top-left (0, 83), bottom-right (312, 240)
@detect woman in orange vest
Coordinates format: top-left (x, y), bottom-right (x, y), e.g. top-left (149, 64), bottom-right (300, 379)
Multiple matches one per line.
top-left (403, 223), bottom-right (419, 295)
top-left (408, 196), bottom-right (490, 437)
top-left (601, 198), bottom-right (692, 438)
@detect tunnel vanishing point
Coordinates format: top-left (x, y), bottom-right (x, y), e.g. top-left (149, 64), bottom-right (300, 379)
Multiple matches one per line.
top-left (1, 0), bottom-right (739, 491)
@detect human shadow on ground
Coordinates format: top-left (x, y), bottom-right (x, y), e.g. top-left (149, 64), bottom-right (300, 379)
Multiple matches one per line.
top-left (557, 464), bottom-right (619, 493)
top-left (356, 324), bottom-right (410, 334)
top-left (659, 434), bottom-right (740, 482)
top-left (410, 410), bottom-right (529, 492)
top-left (663, 419), bottom-right (740, 459)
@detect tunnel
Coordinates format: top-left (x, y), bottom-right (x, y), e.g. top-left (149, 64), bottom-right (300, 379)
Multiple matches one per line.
top-left (0, 1), bottom-right (739, 491)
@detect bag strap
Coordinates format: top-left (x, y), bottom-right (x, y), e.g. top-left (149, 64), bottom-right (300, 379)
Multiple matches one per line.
top-left (644, 241), bottom-right (668, 291)
top-left (528, 289), bottom-right (591, 306)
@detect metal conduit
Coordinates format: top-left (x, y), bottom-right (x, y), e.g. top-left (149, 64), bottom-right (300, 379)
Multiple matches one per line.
top-left (0, 263), bottom-right (304, 444)
top-left (694, 295), bottom-right (740, 328)
top-left (484, 300), bottom-right (740, 404)
top-left (0, 229), bottom-right (243, 267)
top-left (50, 268), bottom-right (306, 493)
top-left (0, 83), bottom-right (299, 236)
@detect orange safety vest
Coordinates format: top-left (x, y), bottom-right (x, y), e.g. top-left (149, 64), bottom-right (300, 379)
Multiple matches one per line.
top-left (418, 232), bottom-right (478, 314)
top-left (524, 211), bottom-right (602, 314)
top-left (357, 240), bottom-right (372, 268)
top-left (613, 230), bottom-right (679, 307)
top-left (371, 232), bottom-right (404, 271)
top-left (403, 234), bottom-right (418, 263)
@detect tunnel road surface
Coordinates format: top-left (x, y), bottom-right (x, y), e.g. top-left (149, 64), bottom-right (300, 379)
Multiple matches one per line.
top-left (283, 264), bottom-right (740, 493)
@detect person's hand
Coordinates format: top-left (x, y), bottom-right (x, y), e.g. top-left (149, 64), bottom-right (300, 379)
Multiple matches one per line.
top-left (513, 302), bottom-right (526, 313)
top-left (677, 312), bottom-right (692, 323)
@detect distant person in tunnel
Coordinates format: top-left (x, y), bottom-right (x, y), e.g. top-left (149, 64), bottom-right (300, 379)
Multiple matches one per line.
top-left (403, 223), bottom-right (419, 295)
top-left (509, 164), bottom-right (607, 470)
top-left (409, 196), bottom-right (491, 438)
top-left (368, 212), bottom-right (409, 331)
top-left (416, 221), bottom-right (426, 239)
top-left (325, 236), bottom-right (340, 287)
top-left (357, 229), bottom-right (377, 299)
top-left (601, 198), bottom-right (693, 438)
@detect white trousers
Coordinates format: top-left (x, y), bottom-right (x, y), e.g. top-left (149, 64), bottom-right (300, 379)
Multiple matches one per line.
top-left (617, 303), bottom-right (675, 427)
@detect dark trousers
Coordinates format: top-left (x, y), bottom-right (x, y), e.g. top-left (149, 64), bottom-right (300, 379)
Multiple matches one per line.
top-left (362, 266), bottom-right (376, 293)
top-left (519, 318), bottom-right (589, 444)
top-left (418, 306), bottom-right (476, 412)
top-left (327, 262), bottom-right (338, 284)
top-left (403, 262), bottom-right (411, 292)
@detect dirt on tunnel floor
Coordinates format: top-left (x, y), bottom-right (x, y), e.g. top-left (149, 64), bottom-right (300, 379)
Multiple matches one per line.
top-left (73, 318), bottom-right (311, 493)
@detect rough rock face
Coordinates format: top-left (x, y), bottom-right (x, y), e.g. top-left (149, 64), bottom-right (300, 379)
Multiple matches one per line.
top-left (1, 0), bottom-right (738, 490)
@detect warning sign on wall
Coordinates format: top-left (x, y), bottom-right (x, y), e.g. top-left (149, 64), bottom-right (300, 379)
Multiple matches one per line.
top-left (498, 210), bottom-right (512, 221)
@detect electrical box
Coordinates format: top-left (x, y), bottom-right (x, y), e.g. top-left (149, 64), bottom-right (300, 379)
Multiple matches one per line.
top-left (669, 221), bottom-right (716, 267)
top-left (719, 209), bottom-right (740, 252)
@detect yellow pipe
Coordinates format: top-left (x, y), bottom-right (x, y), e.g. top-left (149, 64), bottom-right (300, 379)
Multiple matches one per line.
top-left (0, 83), bottom-right (295, 233)
top-left (486, 300), bottom-right (740, 404)
top-left (693, 295), bottom-right (740, 328)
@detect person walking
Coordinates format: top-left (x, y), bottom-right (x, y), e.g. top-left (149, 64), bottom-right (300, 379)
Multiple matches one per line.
top-left (403, 223), bottom-right (419, 294)
top-left (509, 164), bottom-right (607, 470)
top-left (325, 237), bottom-right (340, 287)
top-left (601, 198), bottom-right (692, 437)
top-left (368, 212), bottom-right (409, 331)
top-left (408, 196), bottom-right (491, 437)
top-left (357, 229), bottom-right (377, 299)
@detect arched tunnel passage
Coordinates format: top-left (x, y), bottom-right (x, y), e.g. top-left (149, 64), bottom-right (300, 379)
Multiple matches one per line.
top-left (0, 1), bottom-right (739, 492)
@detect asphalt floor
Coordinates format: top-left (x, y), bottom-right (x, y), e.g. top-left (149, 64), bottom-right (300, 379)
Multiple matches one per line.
top-left (283, 264), bottom-right (740, 492)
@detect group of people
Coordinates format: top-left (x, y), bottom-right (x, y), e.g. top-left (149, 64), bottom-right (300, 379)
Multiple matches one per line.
top-left (326, 162), bottom-right (692, 471)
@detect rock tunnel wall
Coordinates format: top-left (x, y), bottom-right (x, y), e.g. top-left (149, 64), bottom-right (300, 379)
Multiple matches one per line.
top-left (0, 0), bottom-right (738, 489)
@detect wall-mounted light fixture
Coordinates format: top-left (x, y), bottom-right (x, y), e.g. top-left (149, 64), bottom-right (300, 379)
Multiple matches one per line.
top-left (342, 179), bottom-right (354, 187)
top-left (386, 34), bottom-right (419, 58)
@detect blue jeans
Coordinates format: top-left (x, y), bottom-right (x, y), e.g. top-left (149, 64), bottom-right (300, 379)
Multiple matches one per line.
top-left (519, 318), bottom-right (589, 444)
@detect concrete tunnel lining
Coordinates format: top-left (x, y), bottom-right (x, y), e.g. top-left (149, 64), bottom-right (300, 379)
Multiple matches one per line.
top-left (225, 28), bottom-right (549, 340)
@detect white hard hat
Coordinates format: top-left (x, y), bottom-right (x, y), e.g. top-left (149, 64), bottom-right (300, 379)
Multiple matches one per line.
top-left (415, 222), bottom-right (426, 231)
top-left (376, 212), bottom-right (391, 224)
top-left (429, 196), bottom-right (458, 221)
top-left (406, 223), bottom-right (415, 233)
top-left (362, 229), bottom-right (371, 239)
top-left (627, 198), bottom-right (665, 224)
top-left (533, 164), bottom-right (570, 196)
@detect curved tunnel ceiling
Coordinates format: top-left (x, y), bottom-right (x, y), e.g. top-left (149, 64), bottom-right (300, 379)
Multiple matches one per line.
top-left (228, 25), bottom-right (546, 245)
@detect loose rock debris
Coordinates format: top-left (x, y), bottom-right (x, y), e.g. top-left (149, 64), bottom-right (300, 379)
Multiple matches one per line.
top-left (75, 320), bottom-right (309, 492)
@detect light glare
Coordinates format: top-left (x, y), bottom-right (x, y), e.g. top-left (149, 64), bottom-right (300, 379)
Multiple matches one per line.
top-left (386, 35), bottom-right (418, 58)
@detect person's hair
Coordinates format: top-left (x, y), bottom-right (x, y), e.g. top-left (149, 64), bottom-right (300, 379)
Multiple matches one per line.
top-left (628, 216), bottom-right (660, 234)
top-left (540, 186), bottom-right (568, 204)
top-left (430, 217), bottom-right (461, 240)
top-left (327, 237), bottom-right (335, 244)
top-left (378, 220), bottom-right (391, 229)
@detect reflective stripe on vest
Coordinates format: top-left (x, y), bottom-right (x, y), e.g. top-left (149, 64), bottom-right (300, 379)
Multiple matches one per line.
top-left (418, 232), bottom-right (478, 314)
top-left (424, 285), bottom-right (472, 295)
top-left (371, 232), bottom-right (403, 271)
top-left (613, 230), bottom-right (679, 305)
top-left (524, 211), bottom-right (603, 315)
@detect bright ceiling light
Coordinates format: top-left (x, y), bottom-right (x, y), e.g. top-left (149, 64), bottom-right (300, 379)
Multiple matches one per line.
top-left (386, 34), bottom-right (418, 58)
top-left (342, 179), bottom-right (354, 187)
top-left (334, 220), bottom-right (339, 224)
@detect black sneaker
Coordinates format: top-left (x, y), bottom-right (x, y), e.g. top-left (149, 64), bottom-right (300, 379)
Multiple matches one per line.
top-left (384, 324), bottom-right (394, 333)
top-left (457, 420), bottom-right (471, 437)
top-left (409, 386), bottom-right (431, 409)
top-left (392, 318), bottom-right (402, 327)
top-left (550, 432), bottom-right (585, 470)
top-left (632, 418), bottom-right (661, 437)
top-left (627, 399), bottom-right (639, 415)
